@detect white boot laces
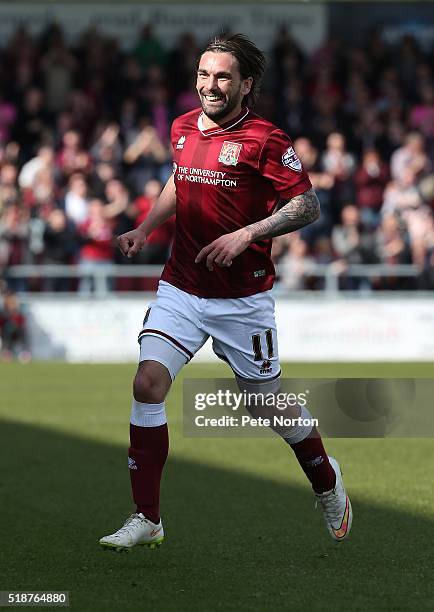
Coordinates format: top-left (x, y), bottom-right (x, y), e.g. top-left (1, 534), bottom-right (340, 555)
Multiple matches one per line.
top-left (315, 488), bottom-right (342, 523)
top-left (114, 513), bottom-right (146, 538)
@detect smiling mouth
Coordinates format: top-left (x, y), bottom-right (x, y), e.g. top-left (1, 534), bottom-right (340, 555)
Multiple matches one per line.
top-left (202, 94), bottom-right (225, 103)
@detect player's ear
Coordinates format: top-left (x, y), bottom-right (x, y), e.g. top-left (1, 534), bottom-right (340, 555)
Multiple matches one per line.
top-left (241, 77), bottom-right (253, 96)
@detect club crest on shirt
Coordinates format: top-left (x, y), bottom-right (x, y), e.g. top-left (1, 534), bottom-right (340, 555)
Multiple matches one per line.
top-left (218, 141), bottom-right (242, 166)
top-left (282, 146), bottom-right (302, 172)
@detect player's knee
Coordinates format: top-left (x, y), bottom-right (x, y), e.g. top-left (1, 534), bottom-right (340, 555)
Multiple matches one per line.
top-left (133, 369), bottom-right (167, 404)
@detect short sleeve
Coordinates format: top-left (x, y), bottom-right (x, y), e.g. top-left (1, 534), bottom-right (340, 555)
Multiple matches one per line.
top-left (258, 129), bottom-right (311, 199)
top-left (170, 119), bottom-right (179, 153)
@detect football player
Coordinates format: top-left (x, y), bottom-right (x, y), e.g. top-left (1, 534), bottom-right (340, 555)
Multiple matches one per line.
top-left (100, 34), bottom-right (352, 551)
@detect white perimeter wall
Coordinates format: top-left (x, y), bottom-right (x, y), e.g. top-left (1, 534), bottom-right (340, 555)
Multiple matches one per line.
top-left (23, 296), bottom-right (434, 362)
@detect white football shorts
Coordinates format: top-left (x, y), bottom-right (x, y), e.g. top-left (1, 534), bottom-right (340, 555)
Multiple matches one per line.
top-left (138, 280), bottom-right (281, 382)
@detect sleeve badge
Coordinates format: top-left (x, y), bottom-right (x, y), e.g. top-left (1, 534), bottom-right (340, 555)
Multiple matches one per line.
top-left (282, 146), bottom-right (302, 172)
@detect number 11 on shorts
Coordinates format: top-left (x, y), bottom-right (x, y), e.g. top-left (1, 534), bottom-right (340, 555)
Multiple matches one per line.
top-left (251, 329), bottom-right (274, 361)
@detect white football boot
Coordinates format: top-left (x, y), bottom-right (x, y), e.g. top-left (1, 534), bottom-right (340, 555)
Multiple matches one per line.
top-left (99, 513), bottom-right (164, 552)
top-left (315, 457), bottom-right (353, 541)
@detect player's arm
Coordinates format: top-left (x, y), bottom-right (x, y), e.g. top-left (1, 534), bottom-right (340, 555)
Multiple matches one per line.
top-left (195, 187), bottom-right (319, 270)
top-left (245, 187), bottom-right (320, 240)
top-left (117, 175), bottom-right (176, 258)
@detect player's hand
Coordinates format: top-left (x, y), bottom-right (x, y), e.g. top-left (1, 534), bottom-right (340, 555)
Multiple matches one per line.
top-left (195, 228), bottom-right (252, 271)
top-left (117, 228), bottom-right (147, 258)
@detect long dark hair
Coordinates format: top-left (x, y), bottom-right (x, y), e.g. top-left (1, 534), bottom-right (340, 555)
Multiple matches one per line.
top-left (200, 33), bottom-right (266, 107)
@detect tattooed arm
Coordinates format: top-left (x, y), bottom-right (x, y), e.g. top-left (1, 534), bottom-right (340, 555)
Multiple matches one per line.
top-left (245, 187), bottom-right (320, 240)
top-left (195, 188), bottom-right (320, 270)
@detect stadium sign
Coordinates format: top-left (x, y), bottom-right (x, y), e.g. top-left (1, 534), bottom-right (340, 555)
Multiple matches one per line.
top-left (0, 3), bottom-right (326, 53)
top-left (24, 297), bottom-right (434, 362)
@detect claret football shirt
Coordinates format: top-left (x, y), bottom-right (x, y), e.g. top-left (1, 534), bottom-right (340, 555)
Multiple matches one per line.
top-left (161, 107), bottom-right (312, 298)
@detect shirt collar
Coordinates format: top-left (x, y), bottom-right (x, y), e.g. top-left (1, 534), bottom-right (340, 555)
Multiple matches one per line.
top-left (197, 107), bottom-right (249, 136)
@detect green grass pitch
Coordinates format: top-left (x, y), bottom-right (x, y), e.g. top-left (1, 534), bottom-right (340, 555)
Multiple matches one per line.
top-left (1, 362), bottom-right (433, 611)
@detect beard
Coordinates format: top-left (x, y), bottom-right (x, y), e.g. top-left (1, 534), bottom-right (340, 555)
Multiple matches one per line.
top-left (199, 86), bottom-right (243, 122)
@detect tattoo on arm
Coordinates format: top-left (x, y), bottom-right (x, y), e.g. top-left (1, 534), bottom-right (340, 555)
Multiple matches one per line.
top-left (246, 188), bottom-right (320, 241)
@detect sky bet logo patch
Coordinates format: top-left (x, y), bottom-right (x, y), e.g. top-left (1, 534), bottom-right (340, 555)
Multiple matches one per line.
top-left (218, 141), bottom-right (242, 166)
top-left (282, 146), bottom-right (302, 172)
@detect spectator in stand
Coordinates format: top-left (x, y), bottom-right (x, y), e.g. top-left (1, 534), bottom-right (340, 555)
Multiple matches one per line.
top-left (0, 163), bottom-right (18, 189)
top-left (272, 27), bottom-right (305, 93)
top-left (308, 39), bottom-right (344, 147)
top-left (344, 59), bottom-right (371, 119)
top-left (64, 173), bottom-right (89, 227)
top-left (0, 290), bottom-right (31, 362)
top-left (103, 179), bottom-right (136, 289)
top-left (278, 235), bottom-right (316, 292)
top-left (313, 236), bottom-right (335, 265)
top-left (41, 37), bottom-right (77, 113)
top-left (0, 93), bottom-right (17, 146)
top-left (88, 162), bottom-right (116, 202)
top-left (90, 122), bottom-right (123, 169)
top-left (123, 117), bottom-right (168, 192)
top-left (25, 167), bottom-right (58, 219)
top-left (168, 32), bottom-right (199, 107)
top-left (117, 55), bottom-right (145, 110)
top-left (407, 213), bottom-right (434, 270)
top-left (310, 95), bottom-right (342, 150)
top-left (0, 163), bottom-right (19, 216)
top-left (270, 234), bottom-right (290, 265)
top-left (103, 179), bottom-right (131, 224)
top-left (390, 131), bottom-right (431, 181)
top-left (12, 88), bottom-right (49, 162)
top-left (126, 179), bottom-right (174, 291)
top-left (134, 24), bottom-right (167, 71)
top-left (144, 66), bottom-right (171, 146)
top-left (42, 209), bottom-right (78, 291)
top-left (0, 203), bottom-right (29, 291)
top-left (332, 204), bottom-right (376, 264)
top-left (279, 78), bottom-right (307, 141)
top-left (6, 26), bottom-right (37, 86)
top-left (118, 98), bottom-right (140, 145)
top-left (321, 132), bottom-right (356, 214)
top-left (382, 167), bottom-right (423, 217)
top-left (295, 136), bottom-right (334, 243)
top-left (396, 35), bottom-right (423, 98)
top-left (18, 145), bottom-right (56, 191)
top-left (2, 142), bottom-right (21, 167)
top-left (374, 66), bottom-right (401, 114)
top-left (331, 204), bottom-right (377, 288)
top-left (376, 215), bottom-right (412, 290)
top-left (78, 198), bottom-right (114, 293)
top-left (16, 148), bottom-right (57, 264)
top-left (57, 130), bottom-right (91, 179)
top-left (132, 179), bottom-right (174, 264)
top-left (381, 165), bottom-right (434, 266)
top-left (103, 180), bottom-right (136, 288)
top-left (69, 89), bottom-right (98, 138)
top-left (409, 84), bottom-right (434, 142)
top-left (354, 148), bottom-right (389, 226)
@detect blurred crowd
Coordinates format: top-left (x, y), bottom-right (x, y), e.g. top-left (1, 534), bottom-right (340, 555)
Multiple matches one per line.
top-left (0, 23), bottom-right (433, 292)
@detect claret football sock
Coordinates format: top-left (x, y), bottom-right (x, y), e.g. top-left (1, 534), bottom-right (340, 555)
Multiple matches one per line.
top-left (129, 423), bottom-right (169, 524)
top-left (288, 427), bottom-right (336, 494)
